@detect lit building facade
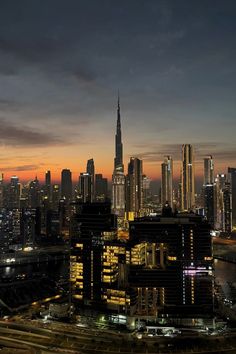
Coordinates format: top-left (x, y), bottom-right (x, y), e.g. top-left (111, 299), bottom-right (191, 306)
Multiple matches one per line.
top-left (128, 206), bottom-right (213, 324)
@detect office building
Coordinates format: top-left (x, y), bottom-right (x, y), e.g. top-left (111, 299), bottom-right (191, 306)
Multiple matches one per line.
top-left (128, 207), bottom-right (213, 322)
top-left (181, 144), bottom-right (195, 211)
top-left (70, 203), bottom-right (117, 304)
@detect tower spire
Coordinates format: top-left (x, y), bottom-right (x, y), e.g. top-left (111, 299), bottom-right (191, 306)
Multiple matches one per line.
top-left (114, 92), bottom-right (124, 172)
top-left (118, 89), bottom-right (120, 110)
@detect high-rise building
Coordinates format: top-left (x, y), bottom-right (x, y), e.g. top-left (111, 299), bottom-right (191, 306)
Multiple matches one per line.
top-left (128, 207), bottom-right (213, 321)
top-left (52, 184), bottom-right (60, 210)
top-left (181, 144), bottom-right (195, 211)
top-left (204, 156), bottom-right (214, 185)
top-left (28, 177), bottom-right (40, 208)
top-left (70, 203), bottom-right (117, 304)
top-left (203, 184), bottom-right (217, 228)
top-left (223, 181), bottom-right (232, 233)
top-left (79, 173), bottom-right (92, 203)
top-left (112, 95), bottom-right (125, 217)
top-left (0, 173), bottom-right (4, 208)
top-left (7, 176), bottom-right (21, 209)
top-left (142, 175), bottom-right (151, 207)
top-left (215, 174), bottom-right (227, 230)
top-left (95, 174), bottom-right (108, 202)
top-left (86, 159), bottom-right (95, 201)
top-left (45, 170), bottom-right (52, 202)
top-left (228, 167), bottom-right (236, 228)
top-left (126, 157), bottom-right (143, 217)
top-left (161, 156), bottom-right (173, 207)
top-left (61, 169), bottom-right (72, 202)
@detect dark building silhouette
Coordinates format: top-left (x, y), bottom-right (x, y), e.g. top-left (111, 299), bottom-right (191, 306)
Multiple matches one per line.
top-left (126, 157), bottom-right (143, 217)
top-left (79, 173), bottom-right (92, 203)
top-left (46, 210), bottom-right (60, 239)
top-left (95, 174), bottom-right (108, 202)
top-left (52, 184), bottom-right (60, 210)
top-left (203, 184), bottom-right (216, 228)
top-left (28, 177), bottom-right (40, 209)
top-left (86, 159), bottom-right (95, 201)
top-left (61, 169), bottom-right (72, 202)
top-left (45, 170), bottom-right (52, 202)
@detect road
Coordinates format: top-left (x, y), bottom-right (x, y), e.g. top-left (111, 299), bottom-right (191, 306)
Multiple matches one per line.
top-left (2, 319), bottom-right (236, 354)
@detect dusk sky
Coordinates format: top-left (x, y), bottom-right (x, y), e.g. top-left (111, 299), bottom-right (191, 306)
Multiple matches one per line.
top-left (0, 0), bottom-right (236, 183)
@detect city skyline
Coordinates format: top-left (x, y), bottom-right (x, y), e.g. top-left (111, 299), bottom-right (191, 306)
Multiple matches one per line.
top-left (0, 1), bottom-right (236, 181)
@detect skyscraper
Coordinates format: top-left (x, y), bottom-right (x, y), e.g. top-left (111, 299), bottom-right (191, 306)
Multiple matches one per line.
top-left (204, 156), bottom-right (214, 185)
top-left (126, 157), bottom-right (143, 217)
top-left (79, 173), bottom-right (92, 203)
top-left (86, 159), bottom-right (95, 201)
top-left (112, 95), bottom-right (125, 217)
top-left (203, 184), bottom-right (217, 228)
top-left (61, 169), bottom-right (72, 202)
top-left (181, 144), bottom-right (195, 211)
top-left (95, 174), bottom-right (108, 202)
top-left (228, 167), bottom-right (236, 228)
top-left (70, 203), bottom-right (117, 304)
top-left (45, 170), bottom-right (51, 202)
top-left (161, 156), bottom-right (173, 207)
top-left (215, 174), bottom-right (226, 230)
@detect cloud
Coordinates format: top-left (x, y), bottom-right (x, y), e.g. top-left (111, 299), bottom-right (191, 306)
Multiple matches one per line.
top-left (0, 118), bottom-right (67, 147)
top-left (0, 99), bottom-right (21, 111)
top-left (1, 164), bottom-right (40, 172)
top-left (130, 142), bottom-right (236, 164)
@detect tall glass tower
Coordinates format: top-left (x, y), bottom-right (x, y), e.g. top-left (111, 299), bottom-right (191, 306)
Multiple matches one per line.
top-left (181, 144), bottom-right (195, 211)
top-left (112, 94), bottom-right (125, 217)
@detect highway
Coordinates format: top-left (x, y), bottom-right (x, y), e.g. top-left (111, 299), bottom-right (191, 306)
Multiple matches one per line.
top-left (2, 319), bottom-right (236, 354)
